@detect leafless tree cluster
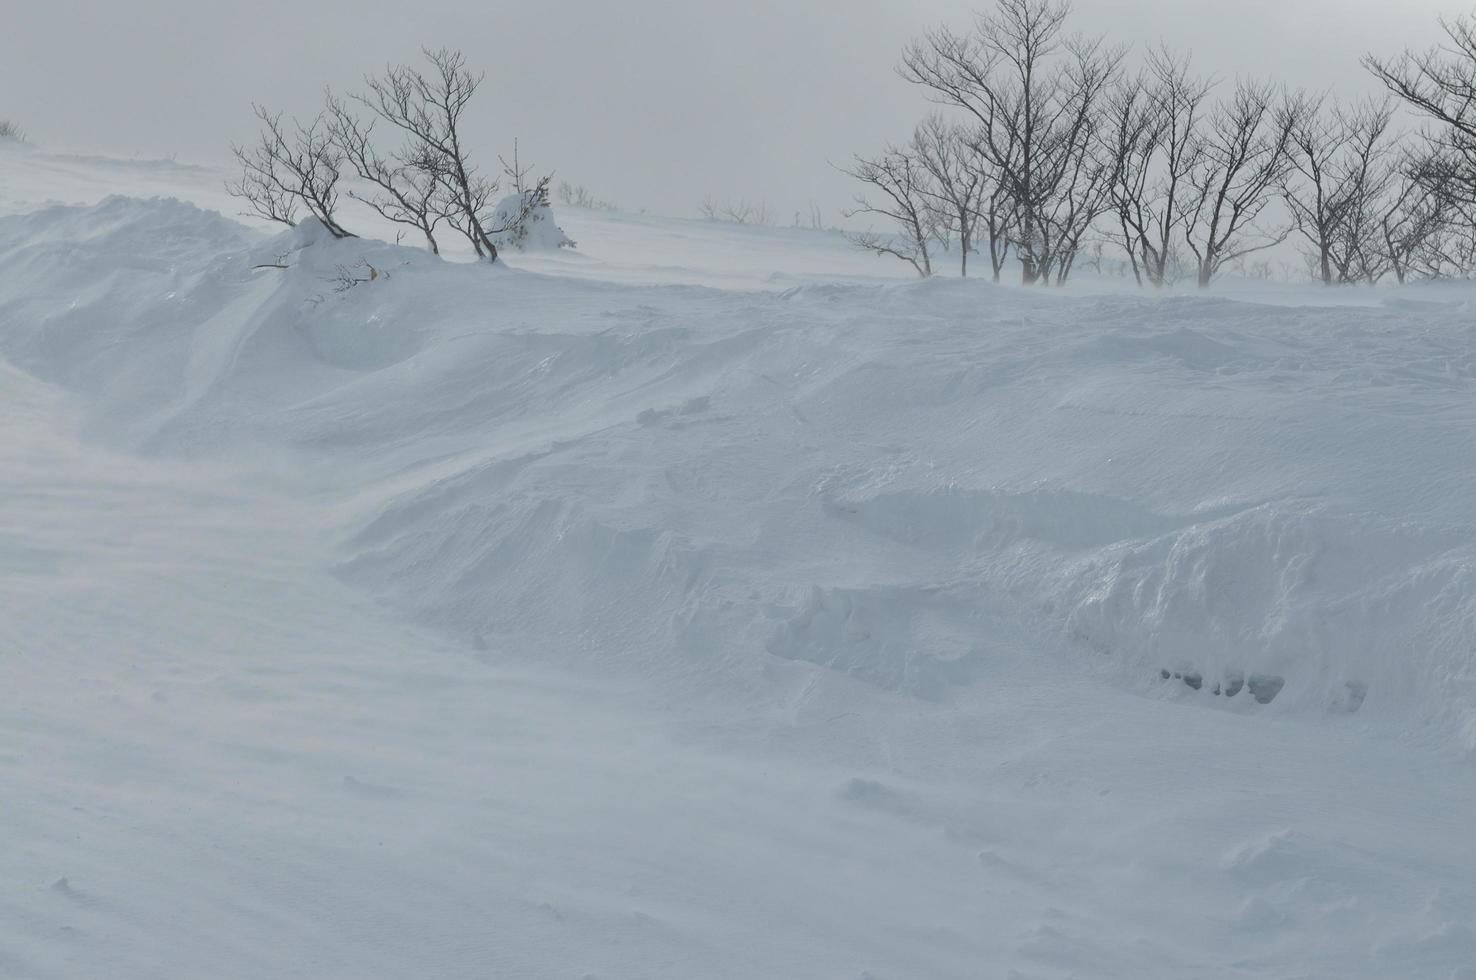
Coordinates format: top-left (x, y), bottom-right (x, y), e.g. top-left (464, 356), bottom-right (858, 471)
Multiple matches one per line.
top-left (324, 92), bottom-right (444, 253)
top-left (229, 106), bottom-right (355, 238)
top-left (0, 119), bottom-right (25, 141)
top-left (699, 196), bottom-right (774, 226)
top-left (884, 0), bottom-right (1120, 283)
top-left (1280, 98), bottom-right (1401, 284)
top-left (852, 0), bottom-right (1476, 286)
top-left (837, 145), bottom-right (941, 278)
top-left (557, 181), bottom-right (619, 211)
top-left (1098, 47), bottom-right (1207, 286)
top-left (1364, 14), bottom-right (1476, 280)
top-left (794, 203), bottom-right (836, 231)
top-left (228, 48), bottom-right (550, 264)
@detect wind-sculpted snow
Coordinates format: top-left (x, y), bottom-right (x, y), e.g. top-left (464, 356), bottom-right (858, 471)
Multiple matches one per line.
top-left (4, 186), bottom-right (1476, 978)
top-left (2, 196), bottom-right (1475, 747)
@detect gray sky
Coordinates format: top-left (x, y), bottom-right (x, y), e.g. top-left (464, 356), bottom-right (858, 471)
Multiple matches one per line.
top-left (2, 0), bottom-right (1457, 220)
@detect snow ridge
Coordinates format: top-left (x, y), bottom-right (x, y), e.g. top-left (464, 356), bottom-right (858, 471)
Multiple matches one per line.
top-left (2, 196), bottom-right (1474, 744)
top-left (4, 181), bottom-right (1476, 978)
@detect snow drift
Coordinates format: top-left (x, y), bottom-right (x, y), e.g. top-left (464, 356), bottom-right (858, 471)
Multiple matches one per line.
top-left (5, 170), bottom-right (1476, 979)
top-left (2, 195), bottom-right (1474, 749)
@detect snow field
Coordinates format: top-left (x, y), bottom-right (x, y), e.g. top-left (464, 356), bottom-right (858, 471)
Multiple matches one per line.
top-left (2, 144), bottom-right (1476, 977)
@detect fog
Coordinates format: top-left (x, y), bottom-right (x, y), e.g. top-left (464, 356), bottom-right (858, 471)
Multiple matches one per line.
top-left (1, 0), bottom-right (1454, 219)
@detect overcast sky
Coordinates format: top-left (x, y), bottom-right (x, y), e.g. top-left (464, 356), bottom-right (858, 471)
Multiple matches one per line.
top-left (2, 0), bottom-right (1458, 220)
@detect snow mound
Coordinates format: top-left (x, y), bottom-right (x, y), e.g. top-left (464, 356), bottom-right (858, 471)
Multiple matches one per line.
top-left (489, 190), bottom-right (575, 252)
top-left (2, 196), bottom-right (1476, 751)
top-left (1063, 503), bottom-right (1476, 722)
top-left (6, 186), bottom-right (1476, 980)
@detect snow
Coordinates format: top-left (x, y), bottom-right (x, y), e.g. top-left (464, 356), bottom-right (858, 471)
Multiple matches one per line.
top-left (3, 139), bottom-right (1476, 979)
top-left (489, 190), bottom-right (575, 252)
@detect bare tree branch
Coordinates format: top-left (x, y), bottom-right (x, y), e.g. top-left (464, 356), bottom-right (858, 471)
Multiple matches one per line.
top-left (900, 0), bottom-right (1120, 285)
top-left (838, 146), bottom-right (941, 278)
top-left (1100, 46), bottom-right (1210, 286)
top-left (358, 48), bottom-right (500, 262)
top-left (325, 90), bottom-right (445, 255)
top-left (1179, 80), bottom-right (1300, 286)
top-left (228, 105), bottom-right (355, 238)
top-left (912, 115), bottom-right (995, 277)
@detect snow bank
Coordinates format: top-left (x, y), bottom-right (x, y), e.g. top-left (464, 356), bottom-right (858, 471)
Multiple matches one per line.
top-left (6, 188), bottom-right (1476, 979)
top-left (2, 197), bottom-right (1475, 751)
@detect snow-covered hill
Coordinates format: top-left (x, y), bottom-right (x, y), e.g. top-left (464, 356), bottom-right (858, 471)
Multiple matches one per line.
top-left (3, 144), bottom-right (1476, 979)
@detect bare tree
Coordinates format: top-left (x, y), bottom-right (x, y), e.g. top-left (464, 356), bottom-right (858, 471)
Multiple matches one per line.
top-left (1281, 98), bottom-right (1399, 284)
top-left (1179, 81), bottom-right (1300, 287)
top-left (1326, 103), bottom-right (1403, 283)
top-left (358, 48), bottom-right (501, 262)
top-left (699, 196), bottom-right (773, 225)
top-left (557, 181), bottom-right (619, 211)
top-left (1036, 74), bottom-right (1117, 286)
top-left (1102, 47), bottom-right (1210, 287)
top-left (1364, 15), bottom-right (1476, 220)
top-left (1378, 156), bottom-right (1453, 283)
top-left (499, 138), bottom-right (536, 197)
top-left (901, 0), bottom-right (1121, 285)
top-left (794, 202), bottom-right (830, 230)
top-left (911, 115), bottom-right (990, 277)
top-left (324, 92), bottom-right (445, 254)
top-left (973, 156), bottom-right (1016, 280)
top-left (1431, 215), bottom-right (1476, 274)
top-left (228, 105), bottom-right (356, 238)
top-left (1284, 97), bottom-right (1354, 284)
top-left (839, 146), bottom-right (939, 278)
top-left (1101, 74), bottom-right (1157, 285)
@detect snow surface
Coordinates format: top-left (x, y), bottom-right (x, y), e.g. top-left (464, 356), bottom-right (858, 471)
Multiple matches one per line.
top-left (3, 139), bottom-right (1476, 979)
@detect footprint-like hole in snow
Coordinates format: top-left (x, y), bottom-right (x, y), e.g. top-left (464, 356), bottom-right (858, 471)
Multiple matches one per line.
top-left (1246, 674), bottom-right (1285, 704)
top-left (1159, 668), bottom-right (1286, 704)
top-left (1160, 669), bottom-right (1368, 712)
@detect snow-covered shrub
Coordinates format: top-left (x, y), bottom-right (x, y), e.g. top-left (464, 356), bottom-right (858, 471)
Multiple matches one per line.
top-left (488, 188), bottom-right (576, 252)
top-left (0, 119), bottom-right (25, 142)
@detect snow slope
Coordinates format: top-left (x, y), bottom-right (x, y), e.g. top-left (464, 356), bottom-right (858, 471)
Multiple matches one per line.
top-left (3, 144), bottom-right (1476, 979)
